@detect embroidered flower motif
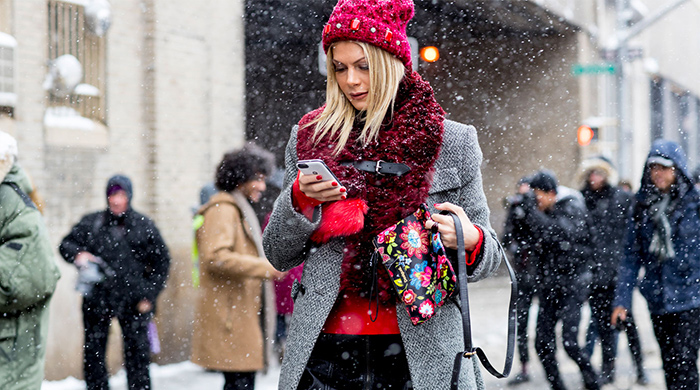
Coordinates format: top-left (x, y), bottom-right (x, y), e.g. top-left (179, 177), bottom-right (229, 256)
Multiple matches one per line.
top-left (400, 221), bottom-right (429, 259)
top-left (409, 260), bottom-right (432, 289)
top-left (397, 254), bottom-right (411, 268)
top-left (419, 300), bottom-right (435, 318)
top-left (403, 290), bottom-right (416, 305)
top-left (434, 288), bottom-right (443, 305)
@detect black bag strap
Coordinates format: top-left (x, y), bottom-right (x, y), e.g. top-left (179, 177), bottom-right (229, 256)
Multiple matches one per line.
top-left (4, 182), bottom-right (36, 209)
top-left (448, 212), bottom-right (518, 388)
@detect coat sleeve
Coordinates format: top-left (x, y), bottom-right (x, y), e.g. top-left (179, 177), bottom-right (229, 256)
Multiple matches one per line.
top-left (262, 125), bottom-right (322, 272)
top-left (450, 123), bottom-right (501, 282)
top-left (0, 187), bottom-right (59, 312)
top-left (199, 202), bottom-right (277, 279)
top-left (58, 214), bottom-right (96, 263)
top-left (614, 206), bottom-right (644, 310)
top-left (143, 220), bottom-right (171, 303)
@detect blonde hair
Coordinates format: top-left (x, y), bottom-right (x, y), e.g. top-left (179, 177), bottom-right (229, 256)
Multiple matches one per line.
top-left (305, 41), bottom-right (406, 155)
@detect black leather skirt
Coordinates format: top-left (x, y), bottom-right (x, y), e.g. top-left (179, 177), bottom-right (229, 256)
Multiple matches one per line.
top-left (297, 333), bottom-right (413, 390)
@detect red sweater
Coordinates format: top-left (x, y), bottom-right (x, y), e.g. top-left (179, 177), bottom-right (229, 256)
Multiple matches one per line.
top-left (292, 174), bottom-right (484, 334)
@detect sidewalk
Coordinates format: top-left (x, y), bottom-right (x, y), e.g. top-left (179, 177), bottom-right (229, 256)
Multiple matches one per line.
top-left (43, 275), bottom-right (669, 390)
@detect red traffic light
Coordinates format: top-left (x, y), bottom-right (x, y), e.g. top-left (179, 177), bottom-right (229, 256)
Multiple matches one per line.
top-left (577, 125), bottom-right (596, 146)
top-left (420, 46), bottom-right (440, 63)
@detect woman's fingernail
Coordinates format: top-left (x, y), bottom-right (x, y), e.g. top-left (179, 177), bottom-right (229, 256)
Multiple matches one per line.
top-left (434, 203), bottom-right (441, 207)
top-left (317, 175), bottom-right (323, 180)
top-left (341, 195), bottom-right (347, 200)
top-left (339, 188), bottom-right (346, 193)
top-left (332, 182), bottom-right (338, 187)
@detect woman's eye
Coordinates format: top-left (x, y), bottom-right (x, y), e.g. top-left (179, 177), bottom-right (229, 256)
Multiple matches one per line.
top-left (334, 66), bottom-right (346, 72)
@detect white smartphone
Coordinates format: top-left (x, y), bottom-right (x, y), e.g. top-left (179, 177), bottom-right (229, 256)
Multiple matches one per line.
top-left (297, 159), bottom-right (341, 184)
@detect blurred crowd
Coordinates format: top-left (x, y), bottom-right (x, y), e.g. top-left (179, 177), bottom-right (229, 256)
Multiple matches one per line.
top-left (503, 139), bottom-right (700, 390)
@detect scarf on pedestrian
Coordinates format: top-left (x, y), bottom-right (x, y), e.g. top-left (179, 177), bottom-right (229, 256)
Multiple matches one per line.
top-left (296, 70), bottom-right (445, 303)
top-left (231, 190), bottom-right (274, 368)
top-left (649, 192), bottom-right (675, 262)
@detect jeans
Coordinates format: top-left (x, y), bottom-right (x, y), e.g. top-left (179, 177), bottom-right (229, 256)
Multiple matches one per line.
top-left (651, 307), bottom-right (700, 390)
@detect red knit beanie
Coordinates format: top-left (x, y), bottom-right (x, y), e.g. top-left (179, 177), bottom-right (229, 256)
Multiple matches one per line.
top-left (322, 0), bottom-right (414, 68)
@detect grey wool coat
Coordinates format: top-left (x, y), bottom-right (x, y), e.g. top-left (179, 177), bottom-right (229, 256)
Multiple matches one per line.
top-left (262, 120), bottom-right (501, 390)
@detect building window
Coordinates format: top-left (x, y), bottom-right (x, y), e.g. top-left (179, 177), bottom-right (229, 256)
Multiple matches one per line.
top-left (47, 0), bottom-right (106, 125)
top-left (0, 32), bottom-right (16, 117)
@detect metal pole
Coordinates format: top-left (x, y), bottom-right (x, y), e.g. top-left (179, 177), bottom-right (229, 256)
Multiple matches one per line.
top-left (615, 0), bottom-right (631, 177)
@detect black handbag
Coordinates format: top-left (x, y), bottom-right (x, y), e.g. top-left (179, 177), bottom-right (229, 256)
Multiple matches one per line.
top-left (445, 212), bottom-right (518, 388)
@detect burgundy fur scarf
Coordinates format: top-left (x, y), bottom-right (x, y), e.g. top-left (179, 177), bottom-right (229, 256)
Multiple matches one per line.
top-left (297, 70), bottom-right (445, 303)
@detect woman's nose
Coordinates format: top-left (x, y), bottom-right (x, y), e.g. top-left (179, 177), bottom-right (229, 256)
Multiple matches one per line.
top-left (347, 68), bottom-right (360, 85)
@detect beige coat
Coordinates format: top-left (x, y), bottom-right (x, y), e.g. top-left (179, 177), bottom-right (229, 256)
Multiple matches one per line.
top-left (191, 191), bottom-right (277, 372)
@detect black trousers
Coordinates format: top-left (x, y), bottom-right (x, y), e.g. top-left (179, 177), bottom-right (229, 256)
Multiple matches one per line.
top-left (298, 333), bottom-right (412, 390)
top-left (515, 272), bottom-right (536, 365)
top-left (223, 371), bottom-right (255, 390)
top-left (535, 286), bottom-right (599, 390)
top-left (82, 298), bottom-right (151, 390)
top-left (588, 284), bottom-right (644, 380)
top-left (651, 307), bottom-right (700, 390)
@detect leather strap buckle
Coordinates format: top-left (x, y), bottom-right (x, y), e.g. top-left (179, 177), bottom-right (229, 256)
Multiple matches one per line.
top-left (375, 160), bottom-right (386, 176)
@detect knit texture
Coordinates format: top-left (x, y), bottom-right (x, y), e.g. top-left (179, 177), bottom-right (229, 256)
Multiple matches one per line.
top-left (322, 0), bottom-right (414, 67)
top-left (263, 120), bottom-right (501, 390)
top-left (297, 70), bottom-right (444, 303)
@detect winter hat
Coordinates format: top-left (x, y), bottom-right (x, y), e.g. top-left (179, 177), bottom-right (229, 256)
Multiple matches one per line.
top-left (105, 174), bottom-right (133, 202)
top-left (578, 155), bottom-right (618, 186)
top-left (646, 155), bottom-right (674, 168)
top-left (530, 170), bottom-right (558, 193)
top-left (0, 131), bottom-right (18, 179)
top-left (322, 0), bottom-right (414, 68)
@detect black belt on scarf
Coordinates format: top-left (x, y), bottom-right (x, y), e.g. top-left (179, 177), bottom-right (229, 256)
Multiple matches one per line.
top-left (340, 160), bottom-right (411, 177)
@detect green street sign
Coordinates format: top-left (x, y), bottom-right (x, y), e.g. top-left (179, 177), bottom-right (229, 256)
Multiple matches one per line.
top-left (571, 63), bottom-right (617, 76)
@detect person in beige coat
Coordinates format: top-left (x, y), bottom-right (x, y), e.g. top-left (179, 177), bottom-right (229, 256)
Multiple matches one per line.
top-left (191, 145), bottom-right (282, 390)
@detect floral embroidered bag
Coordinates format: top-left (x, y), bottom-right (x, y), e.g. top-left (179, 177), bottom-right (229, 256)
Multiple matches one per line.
top-left (373, 204), bottom-right (457, 325)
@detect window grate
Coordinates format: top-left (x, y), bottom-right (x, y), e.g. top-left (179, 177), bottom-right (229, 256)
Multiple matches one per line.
top-left (47, 0), bottom-right (106, 125)
top-left (0, 32), bottom-right (17, 109)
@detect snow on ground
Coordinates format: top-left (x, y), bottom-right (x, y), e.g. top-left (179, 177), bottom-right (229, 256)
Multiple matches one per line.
top-left (43, 275), bottom-right (669, 390)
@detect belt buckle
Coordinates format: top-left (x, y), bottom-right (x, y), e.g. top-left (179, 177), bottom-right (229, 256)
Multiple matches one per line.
top-left (375, 160), bottom-right (385, 176)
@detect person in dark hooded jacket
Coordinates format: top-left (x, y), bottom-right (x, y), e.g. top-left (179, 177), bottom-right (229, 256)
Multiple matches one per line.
top-left (579, 156), bottom-right (647, 385)
top-left (60, 174), bottom-right (171, 390)
top-left (525, 170), bottom-right (599, 390)
top-left (613, 140), bottom-right (700, 390)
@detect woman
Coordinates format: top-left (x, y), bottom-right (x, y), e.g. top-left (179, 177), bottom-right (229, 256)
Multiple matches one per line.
top-left (612, 140), bottom-right (700, 390)
top-left (191, 145), bottom-right (282, 390)
top-left (262, 0), bottom-right (501, 389)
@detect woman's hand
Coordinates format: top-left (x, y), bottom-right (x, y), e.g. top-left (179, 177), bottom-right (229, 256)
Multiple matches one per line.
top-left (425, 202), bottom-right (480, 251)
top-left (298, 172), bottom-right (347, 203)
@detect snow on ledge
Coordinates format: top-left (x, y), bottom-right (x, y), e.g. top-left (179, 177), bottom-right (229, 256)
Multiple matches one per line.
top-left (0, 32), bottom-right (17, 48)
top-left (74, 83), bottom-right (100, 97)
top-left (44, 106), bottom-right (96, 131)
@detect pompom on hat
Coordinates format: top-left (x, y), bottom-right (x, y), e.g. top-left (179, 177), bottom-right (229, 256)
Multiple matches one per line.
top-left (322, 0), bottom-right (415, 68)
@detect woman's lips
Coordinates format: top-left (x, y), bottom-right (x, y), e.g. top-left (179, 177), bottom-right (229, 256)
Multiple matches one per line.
top-left (350, 92), bottom-right (368, 100)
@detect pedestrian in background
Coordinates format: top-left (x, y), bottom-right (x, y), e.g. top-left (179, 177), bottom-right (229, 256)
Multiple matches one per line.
top-left (262, 0), bottom-right (502, 388)
top-left (524, 170), bottom-right (600, 390)
top-left (502, 175), bottom-right (537, 386)
top-left (59, 174), bottom-right (171, 390)
top-left (191, 145), bottom-right (283, 390)
top-left (613, 140), bottom-right (700, 390)
top-left (579, 156), bottom-right (647, 385)
top-left (0, 131), bottom-right (61, 390)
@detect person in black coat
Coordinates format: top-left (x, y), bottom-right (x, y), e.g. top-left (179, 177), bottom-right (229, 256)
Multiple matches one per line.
top-left (502, 175), bottom-right (537, 385)
top-left (579, 157), bottom-right (646, 385)
top-left (60, 174), bottom-right (171, 390)
top-left (524, 170), bottom-right (599, 390)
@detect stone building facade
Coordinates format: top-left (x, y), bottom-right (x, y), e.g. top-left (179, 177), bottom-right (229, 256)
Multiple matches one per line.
top-left (1, 0), bottom-right (246, 379)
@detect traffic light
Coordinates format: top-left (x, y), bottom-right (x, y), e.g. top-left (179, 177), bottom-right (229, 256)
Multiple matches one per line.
top-left (577, 125), bottom-right (598, 146)
top-left (420, 46), bottom-right (440, 63)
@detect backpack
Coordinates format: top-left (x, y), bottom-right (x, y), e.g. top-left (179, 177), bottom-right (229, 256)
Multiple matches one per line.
top-left (0, 183), bottom-right (61, 313)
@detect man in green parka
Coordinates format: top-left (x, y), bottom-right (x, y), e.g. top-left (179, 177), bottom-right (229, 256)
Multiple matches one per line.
top-left (0, 131), bottom-right (60, 389)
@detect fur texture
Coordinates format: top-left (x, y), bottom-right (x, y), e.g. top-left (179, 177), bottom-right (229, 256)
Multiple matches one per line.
top-left (297, 70), bottom-right (444, 302)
